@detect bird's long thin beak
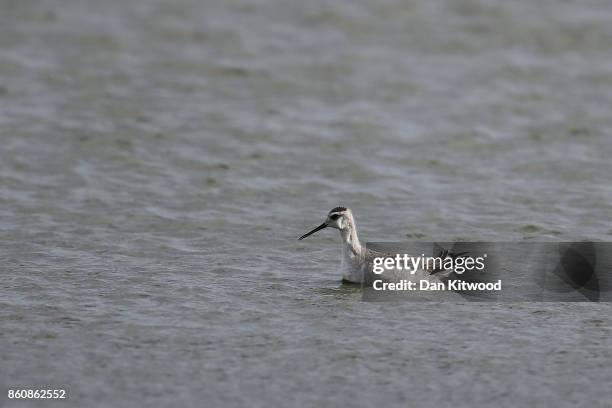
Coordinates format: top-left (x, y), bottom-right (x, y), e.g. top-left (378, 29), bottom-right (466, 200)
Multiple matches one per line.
top-left (298, 222), bottom-right (327, 240)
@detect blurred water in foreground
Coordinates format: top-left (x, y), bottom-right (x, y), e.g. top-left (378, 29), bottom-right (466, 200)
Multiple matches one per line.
top-left (1, 0), bottom-right (612, 406)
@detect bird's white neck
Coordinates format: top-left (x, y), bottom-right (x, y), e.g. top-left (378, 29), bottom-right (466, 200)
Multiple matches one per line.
top-left (340, 225), bottom-right (362, 256)
top-left (339, 213), bottom-right (365, 283)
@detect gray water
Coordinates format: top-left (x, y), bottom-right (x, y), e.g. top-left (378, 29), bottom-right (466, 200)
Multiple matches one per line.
top-left (1, 0), bottom-right (612, 406)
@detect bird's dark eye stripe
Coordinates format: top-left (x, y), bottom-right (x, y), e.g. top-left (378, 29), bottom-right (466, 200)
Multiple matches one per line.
top-left (329, 214), bottom-right (340, 220)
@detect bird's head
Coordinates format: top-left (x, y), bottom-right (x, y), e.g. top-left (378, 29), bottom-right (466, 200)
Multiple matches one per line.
top-left (299, 206), bottom-right (352, 240)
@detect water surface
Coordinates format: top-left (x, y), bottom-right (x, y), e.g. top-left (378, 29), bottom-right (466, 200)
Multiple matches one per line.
top-left (1, 0), bottom-right (612, 406)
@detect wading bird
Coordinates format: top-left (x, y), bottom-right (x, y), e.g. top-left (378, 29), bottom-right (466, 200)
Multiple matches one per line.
top-left (299, 207), bottom-right (460, 284)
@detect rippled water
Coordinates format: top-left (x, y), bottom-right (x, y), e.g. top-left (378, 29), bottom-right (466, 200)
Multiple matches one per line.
top-left (1, 0), bottom-right (612, 406)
